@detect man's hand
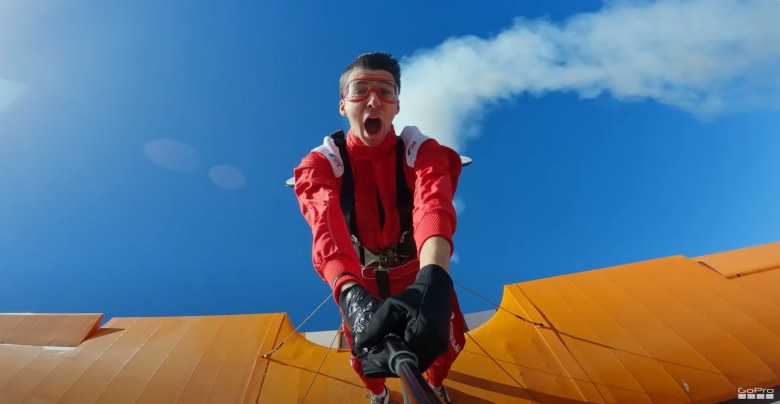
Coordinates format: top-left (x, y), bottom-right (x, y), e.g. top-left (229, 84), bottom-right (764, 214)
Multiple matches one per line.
top-left (355, 264), bottom-right (454, 372)
top-left (338, 284), bottom-right (394, 378)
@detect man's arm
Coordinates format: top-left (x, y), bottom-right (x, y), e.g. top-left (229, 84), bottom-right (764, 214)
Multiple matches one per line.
top-left (294, 153), bottom-right (363, 300)
top-left (419, 236), bottom-right (451, 272)
top-left (410, 139), bottom-right (462, 270)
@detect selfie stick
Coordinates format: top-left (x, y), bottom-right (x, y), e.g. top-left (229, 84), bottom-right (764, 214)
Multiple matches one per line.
top-left (384, 335), bottom-right (440, 404)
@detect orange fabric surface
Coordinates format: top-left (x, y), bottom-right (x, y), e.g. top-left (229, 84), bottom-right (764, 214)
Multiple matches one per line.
top-left (0, 313), bottom-right (102, 347)
top-left (0, 242), bottom-right (778, 403)
top-left (695, 241), bottom-right (780, 278)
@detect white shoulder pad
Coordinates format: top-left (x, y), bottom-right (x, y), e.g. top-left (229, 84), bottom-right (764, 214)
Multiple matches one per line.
top-left (399, 126), bottom-right (430, 168)
top-left (312, 136), bottom-right (345, 177)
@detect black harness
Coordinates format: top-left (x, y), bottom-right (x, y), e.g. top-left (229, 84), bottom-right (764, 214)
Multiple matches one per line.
top-left (331, 130), bottom-right (417, 298)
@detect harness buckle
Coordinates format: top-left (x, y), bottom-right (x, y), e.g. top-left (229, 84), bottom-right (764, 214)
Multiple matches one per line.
top-left (355, 237), bottom-right (408, 268)
top-left (379, 248), bottom-right (401, 267)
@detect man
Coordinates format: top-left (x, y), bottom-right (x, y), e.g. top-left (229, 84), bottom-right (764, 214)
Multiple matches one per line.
top-left (294, 52), bottom-right (465, 404)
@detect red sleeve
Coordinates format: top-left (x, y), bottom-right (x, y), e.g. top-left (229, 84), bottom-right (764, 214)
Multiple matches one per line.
top-left (411, 139), bottom-right (462, 256)
top-left (294, 152), bottom-right (362, 298)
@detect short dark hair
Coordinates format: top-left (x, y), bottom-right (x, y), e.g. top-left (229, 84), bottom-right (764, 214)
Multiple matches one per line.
top-left (339, 52), bottom-right (401, 96)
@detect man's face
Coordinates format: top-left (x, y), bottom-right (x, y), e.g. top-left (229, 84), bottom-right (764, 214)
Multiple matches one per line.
top-left (339, 69), bottom-right (400, 147)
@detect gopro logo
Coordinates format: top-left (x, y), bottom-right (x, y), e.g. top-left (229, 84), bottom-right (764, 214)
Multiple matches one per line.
top-left (737, 387), bottom-right (775, 400)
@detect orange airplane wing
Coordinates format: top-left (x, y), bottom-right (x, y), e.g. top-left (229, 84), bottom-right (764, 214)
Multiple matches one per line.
top-left (1, 242), bottom-right (778, 403)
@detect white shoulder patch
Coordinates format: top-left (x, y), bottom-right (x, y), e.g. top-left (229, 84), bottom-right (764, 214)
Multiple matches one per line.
top-left (399, 126), bottom-right (430, 168)
top-left (312, 136), bottom-right (345, 177)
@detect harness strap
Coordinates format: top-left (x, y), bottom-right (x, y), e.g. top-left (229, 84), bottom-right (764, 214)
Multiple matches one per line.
top-left (395, 138), bottom-right (416, 257)
top-left (331, 130), bottom-right (358, 237)
top-left (374, 266), bottom-right (392, 300)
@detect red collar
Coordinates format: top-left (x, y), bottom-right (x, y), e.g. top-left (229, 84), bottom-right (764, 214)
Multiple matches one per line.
top-left (347, 126), bottom-right (397, 160)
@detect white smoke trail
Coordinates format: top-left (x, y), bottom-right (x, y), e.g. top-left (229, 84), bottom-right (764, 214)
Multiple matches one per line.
top-left (396, 0), bottom-right (780, 150)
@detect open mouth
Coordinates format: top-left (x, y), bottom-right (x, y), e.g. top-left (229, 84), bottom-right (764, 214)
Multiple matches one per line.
top-left (364, 118), bottom-right (382, 135)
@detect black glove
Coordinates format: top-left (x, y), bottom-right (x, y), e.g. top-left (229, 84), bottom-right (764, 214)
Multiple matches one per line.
top-left (338, 284), bottom-right (394, 378)
top-left (355, 264), bottom-right (454, 372)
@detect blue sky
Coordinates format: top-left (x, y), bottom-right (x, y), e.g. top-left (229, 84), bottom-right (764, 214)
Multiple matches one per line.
top-left (1, 0), bottom-right (778, 331)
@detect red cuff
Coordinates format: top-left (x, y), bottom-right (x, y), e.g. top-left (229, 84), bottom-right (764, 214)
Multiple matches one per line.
top-left (320, 258), bottom-right (361, 300)
top-left (414, 209), bottom-right (455, 257)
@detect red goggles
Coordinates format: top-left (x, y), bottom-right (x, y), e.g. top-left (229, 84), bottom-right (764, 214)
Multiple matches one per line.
top-left (342, 77), bottom-right (399, 103)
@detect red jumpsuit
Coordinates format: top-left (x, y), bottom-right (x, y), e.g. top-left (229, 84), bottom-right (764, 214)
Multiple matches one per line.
top-left (294, 126), bottom-right (466, 393)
